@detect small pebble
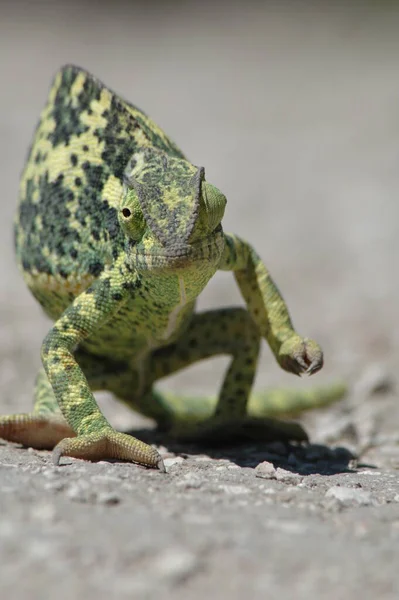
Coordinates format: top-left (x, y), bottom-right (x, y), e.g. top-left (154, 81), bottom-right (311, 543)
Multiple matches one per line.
top-left (255, 461), bottom-right (276, 478)
top-left (255, 462), bottom-right (301, 484)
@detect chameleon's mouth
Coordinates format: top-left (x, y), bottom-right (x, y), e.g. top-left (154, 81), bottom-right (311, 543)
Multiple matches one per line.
top-left (131, 229), bottom-right (225, 273)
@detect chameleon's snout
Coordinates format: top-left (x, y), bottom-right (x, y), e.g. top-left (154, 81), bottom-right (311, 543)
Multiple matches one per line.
top-left (132, 229), bottom-right (225, 274)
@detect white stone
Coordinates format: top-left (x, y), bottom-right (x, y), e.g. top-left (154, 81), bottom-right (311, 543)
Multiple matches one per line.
top-left (255, 461), bottom-right (277, 478)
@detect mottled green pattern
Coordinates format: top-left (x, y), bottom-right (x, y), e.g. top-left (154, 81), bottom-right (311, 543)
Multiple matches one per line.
top-left (0, 65), bottom-right (345, 470)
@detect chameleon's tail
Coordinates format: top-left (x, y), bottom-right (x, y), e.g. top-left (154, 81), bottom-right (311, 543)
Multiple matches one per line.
top-left (247, 381), bottom-right (348, 419)
top-left (154, 381), bottom-right (347, 425)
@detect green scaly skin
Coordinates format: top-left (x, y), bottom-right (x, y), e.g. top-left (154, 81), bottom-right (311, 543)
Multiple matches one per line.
top-left (0, 65), bottom-right (346, 471)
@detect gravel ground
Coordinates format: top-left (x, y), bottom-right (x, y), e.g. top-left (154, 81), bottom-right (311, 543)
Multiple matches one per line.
top-left (1, 2), bottom-right (399, 599)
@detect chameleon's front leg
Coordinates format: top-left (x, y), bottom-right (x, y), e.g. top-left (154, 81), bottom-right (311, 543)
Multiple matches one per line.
top-left (219, 233), bottom-right (323, 376)
top-left (41, 266), bottom-right (163, 471)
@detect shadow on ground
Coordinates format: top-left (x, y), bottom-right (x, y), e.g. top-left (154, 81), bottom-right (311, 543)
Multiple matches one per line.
top-left (127, 426), bottom-right (362, 475)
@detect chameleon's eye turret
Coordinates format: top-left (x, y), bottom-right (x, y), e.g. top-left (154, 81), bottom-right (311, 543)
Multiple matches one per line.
top-left (202, 182), bottom-right (227, 231)
top-left (119, 188), bottom-right (146, 242)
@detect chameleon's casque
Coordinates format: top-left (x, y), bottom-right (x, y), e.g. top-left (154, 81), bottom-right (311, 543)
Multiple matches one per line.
top-left (0, 65), bottom-right (345, 470)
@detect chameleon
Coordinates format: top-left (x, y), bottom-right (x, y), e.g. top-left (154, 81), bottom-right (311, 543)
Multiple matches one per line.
top-left (0, 65), bottom-right (345, 471)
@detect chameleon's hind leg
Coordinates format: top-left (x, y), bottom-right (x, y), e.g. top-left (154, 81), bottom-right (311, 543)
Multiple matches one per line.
top-left (0, 369), bottom-right (75, 449)
top-left (142, 307), bottom-right (311, 443)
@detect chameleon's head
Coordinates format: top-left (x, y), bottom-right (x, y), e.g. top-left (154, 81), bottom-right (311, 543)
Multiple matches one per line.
top-left (118, 148), bottom-right (226, 278)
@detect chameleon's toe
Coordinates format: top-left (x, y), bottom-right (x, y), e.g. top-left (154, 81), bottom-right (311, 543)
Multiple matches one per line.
top-left (171, 416), bottom-right (308, 444)
top-left (52, 428), bottom-right (164, 470)
top-left (278, 336), bottom-right (323, 376)
top-left (0, 413), bottom-right (75, 450)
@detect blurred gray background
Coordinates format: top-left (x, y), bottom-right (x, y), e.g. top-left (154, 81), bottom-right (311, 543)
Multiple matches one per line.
top-left (1, 2), bottom-right (399, 599)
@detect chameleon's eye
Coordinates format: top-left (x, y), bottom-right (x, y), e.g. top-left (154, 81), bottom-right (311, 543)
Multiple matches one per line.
top-left (202, 182), bottom-right (226, 231)
top-left (119, 190), bottom-right (145, 241)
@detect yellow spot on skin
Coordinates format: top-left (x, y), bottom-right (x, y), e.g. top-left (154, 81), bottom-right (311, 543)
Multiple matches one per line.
top-left (102, 175), bottom-right (124, 209)
top-left (91, 89), bottom-right (112, 117)
top-left (70, 71), bottom-right (86, 101)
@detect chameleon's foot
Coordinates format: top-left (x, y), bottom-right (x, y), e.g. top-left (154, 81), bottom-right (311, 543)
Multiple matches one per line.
top-left (52, 429), bottom-right (165, 471)
top-left (0, 413), bottom-right (75, 450)
top-left (170, 416), bottom-right (308, 445)
top-left (278, 336), bottom-right (323, 376)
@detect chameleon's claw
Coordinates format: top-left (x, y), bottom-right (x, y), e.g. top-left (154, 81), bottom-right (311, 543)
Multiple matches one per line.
top-left (52, 443), bottom-right (64, 466)
top-left (286, 360), bottom-right (304, 377)
top-left (306, 359), bottom-right (323, 376)
top-left (157, 457), bottom-right (166, 473)
top-left (281, 355), bottom-right (306, 376)
top-left (294, 356), bottom-right (308, 374)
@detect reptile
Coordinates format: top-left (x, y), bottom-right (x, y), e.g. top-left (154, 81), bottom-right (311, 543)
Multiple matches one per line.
top-left (0, 65), bottom-right (345, 471)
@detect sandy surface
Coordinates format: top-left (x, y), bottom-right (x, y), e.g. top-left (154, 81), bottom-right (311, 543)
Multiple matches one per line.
top-left (1, 2), bottom-right (399, 598)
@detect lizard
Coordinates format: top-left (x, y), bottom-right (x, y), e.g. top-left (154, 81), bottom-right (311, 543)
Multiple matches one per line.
top-left (0, 65), bottom-right (345, 471)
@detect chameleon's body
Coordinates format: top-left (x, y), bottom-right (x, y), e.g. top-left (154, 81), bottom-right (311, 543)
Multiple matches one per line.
top-left (0, 66), bottom-right (344, 470)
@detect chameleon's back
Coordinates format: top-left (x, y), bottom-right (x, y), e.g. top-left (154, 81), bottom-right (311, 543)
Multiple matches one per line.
top-left (14, 65), bottom-right (184, 311)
